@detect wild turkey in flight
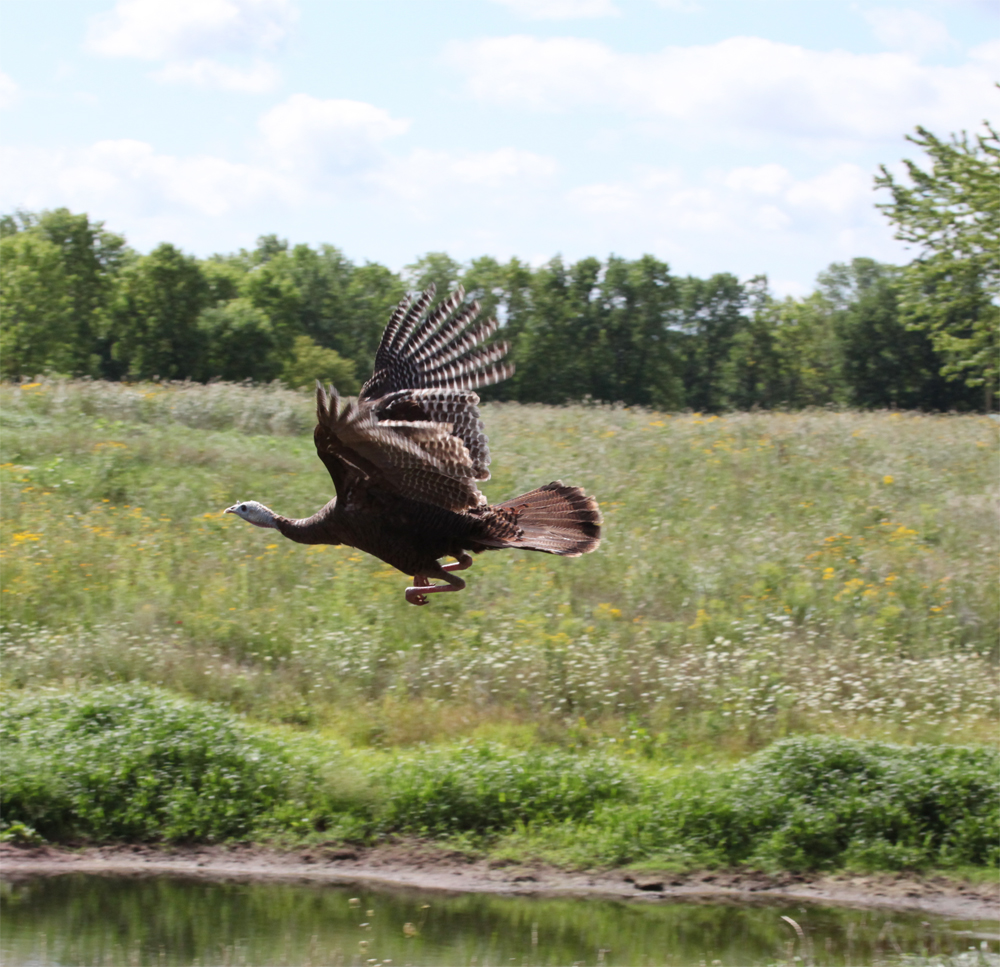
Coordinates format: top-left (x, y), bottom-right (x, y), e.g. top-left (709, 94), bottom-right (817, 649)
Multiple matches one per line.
top-left (225, 284), bottom-right (601, 605)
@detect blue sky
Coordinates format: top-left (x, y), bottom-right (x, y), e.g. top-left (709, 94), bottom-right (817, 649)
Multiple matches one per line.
top-left (1, 0), bottom-right (997, 294)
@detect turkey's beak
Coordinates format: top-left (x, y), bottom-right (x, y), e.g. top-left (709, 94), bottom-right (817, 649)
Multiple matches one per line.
top-left (223, 505), bottom-right (237, 515)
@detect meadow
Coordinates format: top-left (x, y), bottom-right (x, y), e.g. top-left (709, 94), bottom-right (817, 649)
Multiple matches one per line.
top-left (1, 379), bottom-right (997, 868)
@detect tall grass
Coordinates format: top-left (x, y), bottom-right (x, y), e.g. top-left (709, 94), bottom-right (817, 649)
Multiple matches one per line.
top-left (1, 378), bottom-right (997, 753)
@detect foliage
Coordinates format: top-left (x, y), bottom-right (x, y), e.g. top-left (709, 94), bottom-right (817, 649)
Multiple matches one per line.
top-left (1, 684), bottom-right (995, 874)
top-left (818, 259), bottom-right (971, 410)
top-left (1, 385), bottom-right (996, 754)
top-left (0, 684), bottom-right (322, 842)
top-left (108, 243), bottom-right (211, 381)
top-left (0, 209), bottom-right (127, 379)
top-left (675, 272), bottom-right (745, 412)
top-left (0, 232), bottom-right (73, 378)
top-left (281, 334), bottom-right (359, 393)
top-left (501, 736), bottom-right (999, 872)
top-left (377, 743), bottom-right (634, 835)
top-left (876, 124), bottom-right (1000, 404)
top-left (2, 167), bottom-right (990, 409)
top-left (195, 298), bottom-right (281, 384)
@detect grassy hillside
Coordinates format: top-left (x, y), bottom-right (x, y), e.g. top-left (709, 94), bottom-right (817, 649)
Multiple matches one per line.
top-left (2, 379), bottom-right (996, 756)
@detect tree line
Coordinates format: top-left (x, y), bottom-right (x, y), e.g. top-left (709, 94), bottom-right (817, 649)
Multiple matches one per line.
top-left (1, 124), bottom-right (995, 411)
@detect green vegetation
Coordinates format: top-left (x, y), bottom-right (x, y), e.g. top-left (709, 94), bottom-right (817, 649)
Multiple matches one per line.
top-left (2, 124), bottom-right (995, 410)
top-left (0, 379), bottom-right (997, 870)
top-left (876, 123), bottom-right (999, 406)
top-left (2, 685), bottom-right (996, 874)
top-left (2, 383), bottom-right (996, 749)
top-left (0, 685), bottom-right (319, 842)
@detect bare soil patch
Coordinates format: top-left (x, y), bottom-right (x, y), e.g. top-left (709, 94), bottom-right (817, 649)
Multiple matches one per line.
top-left (2, 842), bottom-right (996, 921)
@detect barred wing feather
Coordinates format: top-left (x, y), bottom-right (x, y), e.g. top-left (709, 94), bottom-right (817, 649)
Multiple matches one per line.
top-left (315, 384), bottom-right (487, 512)
top-left (361, 284), bottom-right (512, 401)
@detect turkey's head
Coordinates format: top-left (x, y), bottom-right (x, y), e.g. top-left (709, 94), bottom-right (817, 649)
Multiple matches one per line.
top-left (224, 500), bottom-right (278, 528)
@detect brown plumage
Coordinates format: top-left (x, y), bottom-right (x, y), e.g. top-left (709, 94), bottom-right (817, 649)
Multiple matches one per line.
top-left (224, 284), bottom-right (601, 604)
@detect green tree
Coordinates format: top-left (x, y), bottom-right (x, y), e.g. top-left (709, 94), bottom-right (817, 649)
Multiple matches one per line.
top-left (285, 243), bottom-right (354, 348)
top-left (201, 257), bottom-right (245, 305)
top-left (281, 335), bottom-right (359, 393)
top-left (875, 124), bottom-right (999, 409)
top-left (197, 298), bottom-right (281, 383)
top-left (0, 233), bottom-right (73, 378)
top-left (723, 276), bottom-right (785, 409)
top-left (674, 273), bottom-right (746, 411)
top-left (404, 252), bottom-right (464, 298)
top-left (32, 208), bottom-right (127, 376)
top-left (724, 277), bottom-right (843, 410)
top-left (240, 258), bottom-right (302, 362)
top-left (462, 256), bottom-right (534, 402)
top-left (340, 262), bottom-right (407, 373)
top-left (818, 258), bottom-right (977, 410)
top-left (509, 256), bottom-right (600, 404)
top-left (597, 254), bottom-right (681, 408)
top-left (0, 208), bottom-right (127, 377)
top-left (109, 244), bottom-right (209, 380)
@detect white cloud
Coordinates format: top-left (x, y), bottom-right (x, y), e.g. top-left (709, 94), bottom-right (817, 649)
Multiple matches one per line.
top-left (258, 94), bottom-right (410, 176)
top-left (86, 0), bottom-right (294, 92)
top-left (151, 57), bottom-right (279, 92)
top-left (86, 0), bottom-right (295, 60)
top-left (863, 8), bottom-right (956, 56)
top-left (785, 164), bottom-right (873, 217)
top-left (375, 146), bottom-right (557, 204)
top-left (970, 37), bottom-right (1000, 63)
top-left (490, 0), bottom-right (619, 18)
top-left (724, 163), bottom-right (792, 196)
top-left (0, 140), bottom-right (295, 222)
top-left (448, 34), bottom-right (1000, 144)
top-left (0, 71), bottom-right (19, 109)
top-left (565, 160), bottom-right (894, 276)
top-left (0, 94), bottom-right (555, 239)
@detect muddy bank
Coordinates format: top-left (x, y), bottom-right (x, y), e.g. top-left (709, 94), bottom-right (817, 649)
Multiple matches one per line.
top-left (2, 842), bottom-right (997, 921)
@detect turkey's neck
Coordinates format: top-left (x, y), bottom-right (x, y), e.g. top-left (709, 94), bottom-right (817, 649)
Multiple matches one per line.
top-left (274, 500), bottom-right (344, 545)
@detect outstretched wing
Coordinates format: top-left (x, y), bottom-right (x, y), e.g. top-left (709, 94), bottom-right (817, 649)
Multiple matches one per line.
top-left (315, 384), bottom-right (489, 513)
top-left (311, 285), bottom-right (513, 511)
top-left (362, 284), bottom-right (511, 401)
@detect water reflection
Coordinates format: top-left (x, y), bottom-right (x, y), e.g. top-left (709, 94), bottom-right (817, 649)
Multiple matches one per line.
top-left (0, 873), bottom-right (994, 966)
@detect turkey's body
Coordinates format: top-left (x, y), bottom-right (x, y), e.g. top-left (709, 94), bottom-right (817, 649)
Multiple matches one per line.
top-left (226, 284), bottom-right (601, 604)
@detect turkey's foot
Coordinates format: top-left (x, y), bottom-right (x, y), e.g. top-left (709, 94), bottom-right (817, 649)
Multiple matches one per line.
top-left (405, 570), bottom-right (467, 606)
top-left (441, 553), bottom-right (473, 573)
top-left (406, 575), bottom-right (431, 607)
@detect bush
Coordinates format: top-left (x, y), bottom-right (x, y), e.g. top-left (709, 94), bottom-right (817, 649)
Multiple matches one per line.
top-left (578, 735), bottom-right (1000, 871)
top-left (730, 736), bottom-right (999, 869)
top-left (1, 686), bottom-right (995, 873)
top-left (0, 685), bottom-right (318, 842)
top-left (376, 743), bottom-right (634, 835)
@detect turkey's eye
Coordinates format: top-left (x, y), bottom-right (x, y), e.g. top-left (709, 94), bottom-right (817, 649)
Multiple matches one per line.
top-left (239, 504), bottom-right (247, 512)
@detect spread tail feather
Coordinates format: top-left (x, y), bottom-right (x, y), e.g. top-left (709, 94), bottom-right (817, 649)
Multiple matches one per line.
top-left (484, 481), bottom-right (601, 557)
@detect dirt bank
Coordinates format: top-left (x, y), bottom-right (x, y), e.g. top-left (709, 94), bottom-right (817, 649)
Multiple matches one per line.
top-left (2, 842), bottom-right (997, 921)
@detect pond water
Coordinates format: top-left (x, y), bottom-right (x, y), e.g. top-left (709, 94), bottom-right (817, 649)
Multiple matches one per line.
top-left (0, 874), bottom-right (996, 967)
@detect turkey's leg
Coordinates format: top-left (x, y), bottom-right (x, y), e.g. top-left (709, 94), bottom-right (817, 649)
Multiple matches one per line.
top-left (405, 563), bottom-right (468, 606)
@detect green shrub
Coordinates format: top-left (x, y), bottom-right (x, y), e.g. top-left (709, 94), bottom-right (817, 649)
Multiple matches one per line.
top-left (375, 743), bottom-right (634, 835)
top-left (1, 686), bottom-right (995, 873)
top-left (576, 736), bottom-right (1000, 871)
top-left (730, 736), bottom-right (999, 869)
top-left (0, 685), bottom-right (318, 842)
